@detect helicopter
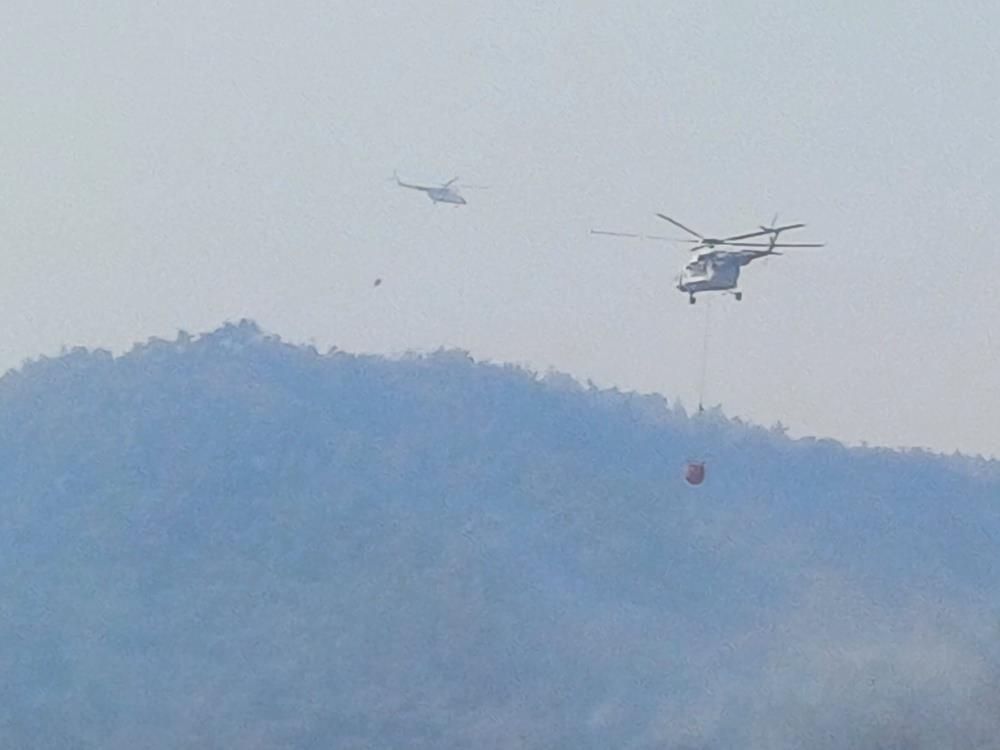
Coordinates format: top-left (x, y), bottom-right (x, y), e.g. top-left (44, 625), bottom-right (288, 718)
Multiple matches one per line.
top-left (392, 171), bottom-right (489, 205)
top-left (592, 213), bottom-right (824, 304)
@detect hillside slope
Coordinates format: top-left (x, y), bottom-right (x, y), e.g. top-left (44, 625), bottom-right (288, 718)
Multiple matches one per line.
top-left (1, 320), bottom-right (998, 749)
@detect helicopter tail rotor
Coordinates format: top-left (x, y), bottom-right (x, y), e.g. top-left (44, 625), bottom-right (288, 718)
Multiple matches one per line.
top-left (766, 214), bottom-right (778, 262)
top-left (759, 212), bottom-right (779, 234)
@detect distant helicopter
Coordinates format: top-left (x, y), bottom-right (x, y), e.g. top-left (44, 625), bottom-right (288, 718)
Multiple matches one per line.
top-left (392, 171), bottom-right (489, 206)
top-left (592, 213), bottom-right (823, 304)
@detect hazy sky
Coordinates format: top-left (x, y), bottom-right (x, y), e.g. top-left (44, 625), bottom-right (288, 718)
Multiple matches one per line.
top-left (2, 1), bottom-right (998, 456)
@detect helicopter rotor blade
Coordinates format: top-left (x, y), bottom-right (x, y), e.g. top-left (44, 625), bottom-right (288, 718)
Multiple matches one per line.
top-left (590, 229), bottom-right (640, 238)
top-left (590, 230), bottom-right (690, 243)
top-left (720, 230), bottom-right (773, 242)
top-left (705, 241), bottom-right (823, 248)
top-left (655, 214), bottom-right (704, 239)
top-left (721, 224), bottom-right (806, 242)
top-left (708, 241), bottom-right (778, 247)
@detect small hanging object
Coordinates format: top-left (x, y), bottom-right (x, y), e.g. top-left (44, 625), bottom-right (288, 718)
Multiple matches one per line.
top-left (684, 461), bottom-right (706, 486)
top-left (373, 278), bottom-right (383, 287)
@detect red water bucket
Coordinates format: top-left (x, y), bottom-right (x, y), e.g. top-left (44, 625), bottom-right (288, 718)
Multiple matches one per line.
top-left (684, 461), bottom-right (706, 486)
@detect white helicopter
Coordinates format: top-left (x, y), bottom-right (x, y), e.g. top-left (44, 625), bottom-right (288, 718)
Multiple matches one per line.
top-left (392, 171), bottom-right (488, 205)
top-left (592, 213), bottom-right (823, 304)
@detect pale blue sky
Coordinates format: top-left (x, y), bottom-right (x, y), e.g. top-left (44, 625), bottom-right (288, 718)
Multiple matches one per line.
top-left (2, 1), bottom-right (998, 455)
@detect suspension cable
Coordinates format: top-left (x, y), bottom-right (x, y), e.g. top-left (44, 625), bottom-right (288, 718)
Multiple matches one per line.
top-left (697, 298), bottom-right (712, 413)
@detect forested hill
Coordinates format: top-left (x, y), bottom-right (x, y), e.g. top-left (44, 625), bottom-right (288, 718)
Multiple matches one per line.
top-left (2, 319), bottom-right (998, 749)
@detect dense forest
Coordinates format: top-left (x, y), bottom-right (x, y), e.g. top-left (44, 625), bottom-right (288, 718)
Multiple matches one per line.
top-left (1, 320), bottom-right (997, 749)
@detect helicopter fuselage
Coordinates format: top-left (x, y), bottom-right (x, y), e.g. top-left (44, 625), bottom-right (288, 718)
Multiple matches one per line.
top-left (676, 250), bottom-right (774, 302)
top-left (424, 187), bottom-right (466, 205)
top-left (394, 174), bottom-right (468, 205)
top-left (676, 254), bottom-right (742, 293)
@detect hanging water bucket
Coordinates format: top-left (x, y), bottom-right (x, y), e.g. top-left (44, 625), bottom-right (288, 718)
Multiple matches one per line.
top-left (684, 461), bottom-right (706, 486)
